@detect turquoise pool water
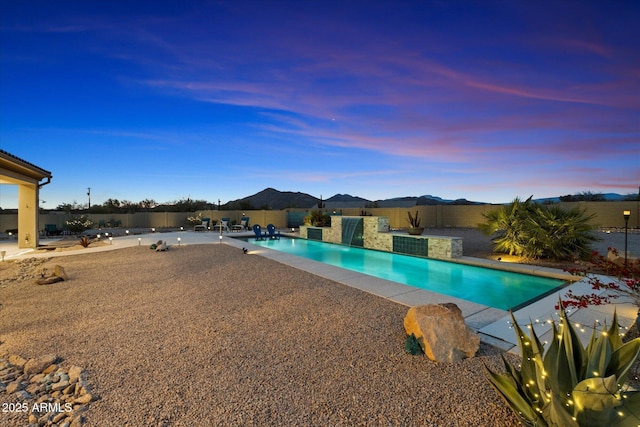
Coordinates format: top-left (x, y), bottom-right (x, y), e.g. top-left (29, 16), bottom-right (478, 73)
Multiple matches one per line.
top-left (247, 237), bottom-right (564, 310)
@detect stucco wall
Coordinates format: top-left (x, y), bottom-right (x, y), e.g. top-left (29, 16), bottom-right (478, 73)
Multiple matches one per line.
top-left (1, 201), bottom-right (638, 233)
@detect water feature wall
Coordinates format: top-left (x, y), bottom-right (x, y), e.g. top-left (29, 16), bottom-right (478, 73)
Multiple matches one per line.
top-left (341, 217), bottom-right (363, 247)
top-left (299, 216), bottom-right (462, 259)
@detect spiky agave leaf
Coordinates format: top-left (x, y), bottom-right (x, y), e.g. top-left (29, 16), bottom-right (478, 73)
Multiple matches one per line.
top-left (483, 359), bottom-right (543, 426)
top-left (509, 313), bottom-right (544, 401)
top-left (541, 390), bottom-right (580, 427)
top-left (606, 338), bottom-right (640, 386)
top-left (607, 310), bottom-right (624, 351)
top-left (585, 329), bottom-right (613, 382)
top-left (584, 322), bottom-right (599, 358)
top-left (610, 392), bottom-right (640, 427)
top-left (559, 302), bottom-right (586, 392)
top-left (572, 375), bottom-right (622, 426)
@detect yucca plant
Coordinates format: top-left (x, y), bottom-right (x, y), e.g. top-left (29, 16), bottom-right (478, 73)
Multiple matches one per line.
top-left (484, 301), bottom-right (640, 426)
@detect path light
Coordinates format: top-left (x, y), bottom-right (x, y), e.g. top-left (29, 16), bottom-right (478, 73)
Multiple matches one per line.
top-left (177, 237), bottom-right (181, 246)
top-left (1, 250), bottom-right (5, 262)
top-left (151, 228), bottom-right (155, 233)
top-left (180, 226), bottom-right (183, 231)
top-left (138, 237), bottom-right (141, 246)
top-left (97, 234), bottom-right (101, 241)
top-left (624, 210), bottom-right (631, 266)
top-left (109, 237), bottom-right (113, 245)
top-left (126, 230), bottom-right (129, 235)
top-left (219, 235), bottom-right (222, 244)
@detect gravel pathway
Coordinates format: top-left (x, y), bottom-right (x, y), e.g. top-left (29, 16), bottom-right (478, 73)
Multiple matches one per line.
top-left (1, 243), bottom-right (519, 426)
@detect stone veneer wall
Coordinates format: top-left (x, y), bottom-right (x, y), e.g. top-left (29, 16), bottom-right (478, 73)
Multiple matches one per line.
top-left (300, 216), bottom-right (462, 259)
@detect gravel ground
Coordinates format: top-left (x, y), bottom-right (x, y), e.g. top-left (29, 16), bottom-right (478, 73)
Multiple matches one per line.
top-left (1, 243), bottom-right (520, 426)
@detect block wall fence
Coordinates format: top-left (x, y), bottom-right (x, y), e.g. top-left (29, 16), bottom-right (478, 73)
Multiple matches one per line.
top-left (1, 201), bottom-right (639, 232)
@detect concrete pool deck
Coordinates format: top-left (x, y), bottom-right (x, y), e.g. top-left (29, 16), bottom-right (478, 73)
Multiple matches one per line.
top-left (1, 230), bottom-right (637, 353)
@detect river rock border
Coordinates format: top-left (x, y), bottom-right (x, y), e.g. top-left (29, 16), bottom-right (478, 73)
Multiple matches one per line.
top-left (1, 354), bottom-right (95, 426)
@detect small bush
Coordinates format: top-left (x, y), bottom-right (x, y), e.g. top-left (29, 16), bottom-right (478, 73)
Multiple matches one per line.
top-left (65, 216), bottom-right (94, 234)
top-left (478, 196), bottom-right (598, 260)
top-left (404, 333), bottom-right (424, 355)
top-left (304, 210), bottom-right (331, 227)
top-left (78, 236), bottom-right (92, 248)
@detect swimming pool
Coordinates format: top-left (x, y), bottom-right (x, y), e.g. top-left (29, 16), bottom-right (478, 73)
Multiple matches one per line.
top-left (245, 237), bottom-right (564, 310)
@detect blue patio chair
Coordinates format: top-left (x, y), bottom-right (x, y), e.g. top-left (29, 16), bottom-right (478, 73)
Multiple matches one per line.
top-left (252, 224), bottom-right (267, 241)
top-left (267, 224), bottom-right (280, 240)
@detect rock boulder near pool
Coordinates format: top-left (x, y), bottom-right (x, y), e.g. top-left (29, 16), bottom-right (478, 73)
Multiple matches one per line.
top-left (403, 303), bottom-right (480, 363)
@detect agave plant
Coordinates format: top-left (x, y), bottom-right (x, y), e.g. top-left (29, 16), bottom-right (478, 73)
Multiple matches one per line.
top-left (484, 301), bottom-right (640, 426)
top-left (407, 210), bottom-right (421, 228)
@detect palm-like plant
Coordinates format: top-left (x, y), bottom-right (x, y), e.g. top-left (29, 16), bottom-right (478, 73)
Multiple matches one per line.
top-left (478, 196), bottom-right (536, 256)
top-left (479, 197), bottom-right (598, 260)
top-left (528, 205), bottom-right (598, 260)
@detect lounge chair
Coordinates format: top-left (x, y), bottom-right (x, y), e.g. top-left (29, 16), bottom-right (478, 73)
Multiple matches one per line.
top-left (213, 218), bottom-right (230, 232)
top-left (193, 218), bottom-right (209, 232)
top-left (44, 224), bottom-right (61, 236)
top-left (267, 224), bottom-right (280, 240)
top-left (232, 217), bottom-right (250, 232)
top-left (252, 224), bottom-right (267, 241)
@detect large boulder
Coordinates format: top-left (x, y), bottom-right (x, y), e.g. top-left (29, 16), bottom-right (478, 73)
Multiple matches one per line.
top-left (403, 303), bottom-right (480, 363)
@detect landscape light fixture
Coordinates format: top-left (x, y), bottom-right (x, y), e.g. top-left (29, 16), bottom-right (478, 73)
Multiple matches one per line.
top-left (138, 237), bottom-right (142, 246)
top-left (126, 230), bottom-right (129, 235)
top-left (624, 210), bottom-right (631, 266)
top-left (177, 237), bottom-right (181, 246)
top-left (97, 234), bottom-right (101, 241)
top-left (151, 228), bottom-right (155, 233)
top-left (1, 250), bottom-right (6, 262)
top-left (109, 237), bottom-right (113, 245)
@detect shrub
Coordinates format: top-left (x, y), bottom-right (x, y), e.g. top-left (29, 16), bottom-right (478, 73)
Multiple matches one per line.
top-left (65, 216), bottom-right (94, 233)
top-left (304, 211), bottom-right (331, 227)
top-left (560, 248), bottom-right (640, 314)
top-left (78, 236), bottom-right (92, 248)
top-left (404, 333), bottom-right (424, 355)
top-left (484, 302), bottom-right (640, 426)
top-left (186, 213), bottom-right (203, 226)
top-left (479, 196), bottom-right (598, 260)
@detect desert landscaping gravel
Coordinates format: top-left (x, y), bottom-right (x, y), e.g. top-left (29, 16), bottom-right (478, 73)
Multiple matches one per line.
top-left (0, 242), bottom-right (521, 426)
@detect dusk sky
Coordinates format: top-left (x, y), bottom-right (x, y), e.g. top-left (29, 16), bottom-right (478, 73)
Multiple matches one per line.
top-left (1, 0), bottom-right (638, 209)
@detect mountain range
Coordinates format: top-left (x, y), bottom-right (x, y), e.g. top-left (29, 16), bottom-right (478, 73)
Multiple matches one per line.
top-left (222, 188), bottom-right (631, 210)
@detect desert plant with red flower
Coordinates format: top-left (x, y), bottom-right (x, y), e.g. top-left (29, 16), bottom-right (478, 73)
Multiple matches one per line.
top-left (559, 248), bottom-right (640, 313)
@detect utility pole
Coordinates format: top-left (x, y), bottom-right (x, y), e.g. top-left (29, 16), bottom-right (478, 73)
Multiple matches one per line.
top-left (87, 187), bottom-right (91, 210)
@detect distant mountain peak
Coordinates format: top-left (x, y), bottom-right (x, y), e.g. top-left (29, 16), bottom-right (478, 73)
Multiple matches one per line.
top-left (223, 188), bottom-right (626, 210)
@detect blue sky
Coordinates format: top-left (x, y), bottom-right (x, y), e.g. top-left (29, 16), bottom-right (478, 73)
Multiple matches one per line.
top-left (1, 0), bottom-right (638, 209)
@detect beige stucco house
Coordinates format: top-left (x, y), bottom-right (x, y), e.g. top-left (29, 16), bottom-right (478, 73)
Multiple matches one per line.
top-left (0, 150), bottom-right (52, 248)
